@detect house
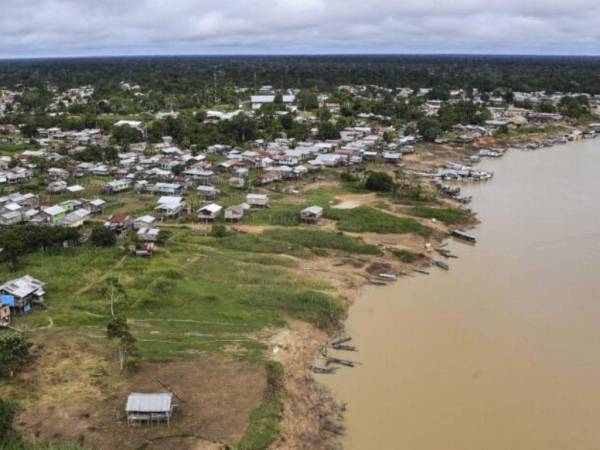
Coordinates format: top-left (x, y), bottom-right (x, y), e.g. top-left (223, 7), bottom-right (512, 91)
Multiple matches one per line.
top-left (59, 208), bottom-right (90, 228)
top-left (134, 215), bottom-right (156, 229)
top-left (300, 206), bottom-right (324, 224)
top-left (383, 152), bottom-right (402, 164)
top-left (0, 275), bottom-right (46, 312)
top-left (155, 196), bottom-right (186, 219)
top-left (85, 198), bottom-right (107, 214)
top-left (42, 205), bottom-right (66, 225)
top-left (229, 176), bottom-right (246, 189)
top-left (246, 193), bottom-right (270, 208)
top-left (47, 180), bottom-right (68, 193)
top-left (224, 205), bottom-right (245, 222)
top-left (105, 214), bottom-right (133, 232)
top-left (151, 182), bottom-right (185, 196)
top-left (197, 185), bottom-right (217, 200)
top-left (197, 203), bottom-right (223, 222)
top-left (137, 227), bottom-right (160, 242)
top-left (104, 179), bottom-right (131, 194)
top-left (251, 95), bottom-right (296, 110)
top-left (126, 393), bottom-right (173, 427)
top-left (66, 184), bottom-right (85, 194)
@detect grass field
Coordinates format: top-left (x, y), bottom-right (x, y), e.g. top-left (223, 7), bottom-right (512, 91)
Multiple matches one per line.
top-left (2, 227), bottom-right (344, 362)
top-left (325, 206), bottom-right (431, 236)
top-left (408, 206), bottom-right (472, 225)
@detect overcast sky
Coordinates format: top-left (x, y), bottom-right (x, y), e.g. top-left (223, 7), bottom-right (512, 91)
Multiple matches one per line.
top-left (2, 0), bottom-right (600, 58)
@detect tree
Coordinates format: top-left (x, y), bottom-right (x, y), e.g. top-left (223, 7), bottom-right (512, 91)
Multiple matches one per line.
top-left (0, 228), bottom-right (25, 271)
top-left (19, 123), bottom-right (38, 139)
top-left (296, 89), bottom-right (319, 110)
top-left (317, 121), bottom-right (340, 140)
top-left (112, 125), bottom-right (143, 146)
top-left (171, 164), bottom-right (185, 176)
top-left (106, 315), bottom-right (137, 371)
top-left (91, 225), bottom-right (117, 247)
top-left (0, 334), bottom-right (32, 378)
top-left (365, 172), bottom-right (395, 192)
top-left (104, 278), bottom-right (137, 371)
top-left (417, 118), bottom-right (442, 142)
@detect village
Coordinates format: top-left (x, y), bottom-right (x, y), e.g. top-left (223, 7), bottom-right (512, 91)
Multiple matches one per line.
top-left (1, 77), bottom-right (599, 449)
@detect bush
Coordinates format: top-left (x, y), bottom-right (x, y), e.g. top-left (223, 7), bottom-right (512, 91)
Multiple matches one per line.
top-left (365, 172), bottom-right (394, 192)
top-left (210, 224), bottom-right (228, 238)
top-left (0, 398), bottom-right (16, 443)
top-left (0, 334), bottom-right (32, 378)
top-left (90, 225), bottom-right (117, 247)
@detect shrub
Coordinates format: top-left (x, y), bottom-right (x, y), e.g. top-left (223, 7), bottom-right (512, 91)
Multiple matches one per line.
top-left (210, 224), bottom-right (228, 238)
top-left (365, 172), bottom-right (394, 192)
top-left (90, 225), bottom-right (117, 247)
top-left (0, 334), bottom-right (32, 378)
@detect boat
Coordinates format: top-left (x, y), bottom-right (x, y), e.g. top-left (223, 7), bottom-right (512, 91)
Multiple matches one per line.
top-left (377, 273), bottom-right (398, 281)
top-left (312, 366), bottom-right (337, 374)
top-left (331, 343), bottom-right (357, 351)
top-left (433, 260), bottom-right (449, 271)
top-left (451, 230), bottom-right (477, 243)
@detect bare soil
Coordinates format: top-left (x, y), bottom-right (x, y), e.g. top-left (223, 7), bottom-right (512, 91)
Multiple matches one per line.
top-left (3, 332), bottom-right (266, 450)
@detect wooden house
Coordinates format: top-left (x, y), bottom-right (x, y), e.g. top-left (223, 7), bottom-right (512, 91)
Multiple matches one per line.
top-left (197, 203), bottom-right (223, 222)
top-left (300, 206), bottom-right (324, 224)
top-left (0, 275), bottom-right (46, 312)
top-left (246, 193), bottom-right (270, 208)
top-left (126, 393), bottom-right (173, 427)
top-left (104, 214), bottom-right (133, 232)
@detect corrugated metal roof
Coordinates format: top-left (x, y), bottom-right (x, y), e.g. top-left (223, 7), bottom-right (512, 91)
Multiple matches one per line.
top-left (126, 393), bottom-right (172, 413)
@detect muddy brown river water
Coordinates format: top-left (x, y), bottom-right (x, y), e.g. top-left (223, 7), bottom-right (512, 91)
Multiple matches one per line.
top-left (319, 139), bottom-right (600, 450)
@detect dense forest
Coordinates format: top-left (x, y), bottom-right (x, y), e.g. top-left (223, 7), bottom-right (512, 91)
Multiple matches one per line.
top-left (2, 55), bottom-right (600, 94)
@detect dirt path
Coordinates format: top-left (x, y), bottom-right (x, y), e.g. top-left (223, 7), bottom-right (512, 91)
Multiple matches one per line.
top-left (75, 254), bottom-right (128, 296)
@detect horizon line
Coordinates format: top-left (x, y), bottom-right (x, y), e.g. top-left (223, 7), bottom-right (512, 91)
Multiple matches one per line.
top-left (2, 52), bottom-right (600, 62)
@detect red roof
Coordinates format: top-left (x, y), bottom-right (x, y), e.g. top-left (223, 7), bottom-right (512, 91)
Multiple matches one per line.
top-left (109, 214), bottom-right (129, 223)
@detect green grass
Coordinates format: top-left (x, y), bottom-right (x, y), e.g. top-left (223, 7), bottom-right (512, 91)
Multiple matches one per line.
top-left (0, 142), bottom-right (38, 156)
top-left (409, 206), bottom-right (471, 225)
top-left (244, 204), bottom-right (305, 226)
top-left (236, 362), bottom-right (284, 449)
top-left (263, 228), bottom-right (381, 255)
top-left (1, 228), bottom-right (343, 362)
top-left (325, 207), bottom-right (431, 236)
top-left (205, 232), bottom-right (311, 258)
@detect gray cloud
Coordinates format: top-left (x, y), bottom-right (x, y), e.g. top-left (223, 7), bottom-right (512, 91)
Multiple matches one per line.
top-left (1, 0), bottom-right (599, 57)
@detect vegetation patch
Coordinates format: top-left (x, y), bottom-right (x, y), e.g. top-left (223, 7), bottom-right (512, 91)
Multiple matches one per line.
top-left (409, 206), bottom-right (471, 224)
top-left (325, 207), bottom-right (431, 236)
top-left (263, 228), bottom-right (382, 255)
top-left (236, 361), bottom-right (284, 450)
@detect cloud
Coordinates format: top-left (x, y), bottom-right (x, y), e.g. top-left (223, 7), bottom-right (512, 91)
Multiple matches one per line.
top-left (0, 0), bottom-right (599, 57)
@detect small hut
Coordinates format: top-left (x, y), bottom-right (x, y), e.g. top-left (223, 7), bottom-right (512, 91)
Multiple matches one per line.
top-left (126, 393), bottom-right (173, 426)
top-left (300, 206), bottom-right (324, 224)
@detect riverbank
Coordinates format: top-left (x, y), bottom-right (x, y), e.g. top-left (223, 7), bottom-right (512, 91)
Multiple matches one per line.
top-left (312, 135), bottom-right (600, 449)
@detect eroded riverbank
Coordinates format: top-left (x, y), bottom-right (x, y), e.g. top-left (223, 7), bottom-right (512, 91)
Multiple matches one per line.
top-left (318, 139), bottom-right (600, 450)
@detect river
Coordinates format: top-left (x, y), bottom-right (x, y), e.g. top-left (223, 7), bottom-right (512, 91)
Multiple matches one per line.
top-left (319, 139), bottom-right (600, 450)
